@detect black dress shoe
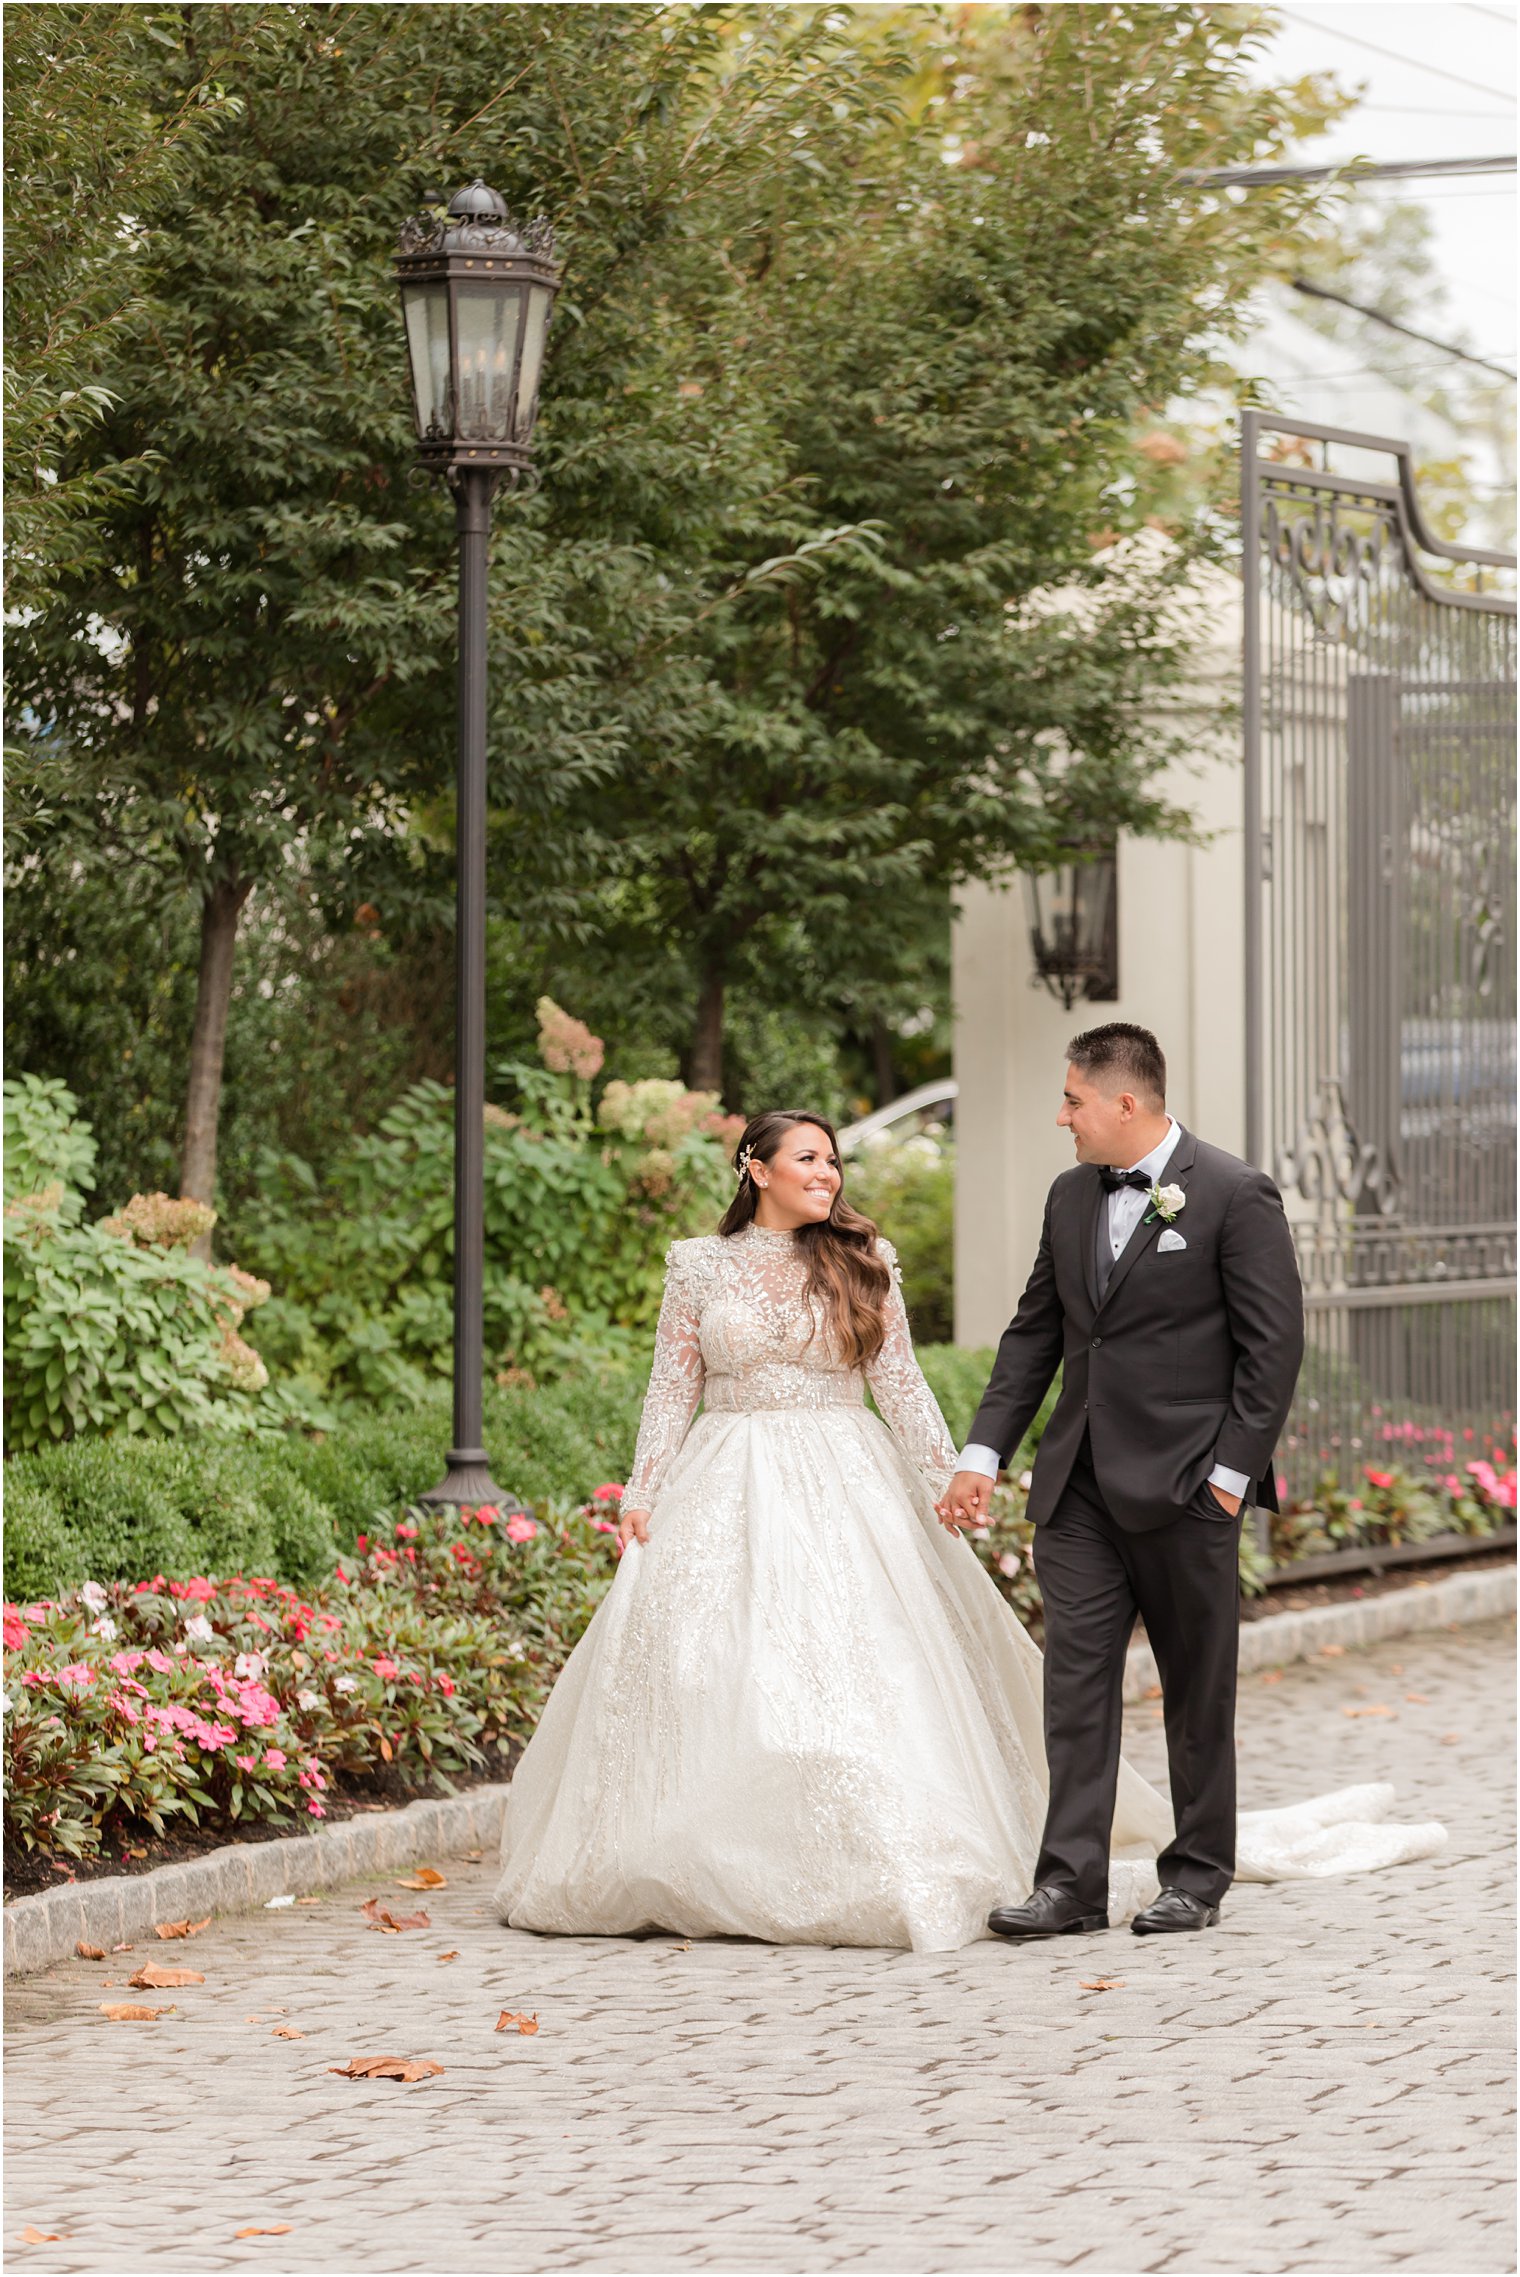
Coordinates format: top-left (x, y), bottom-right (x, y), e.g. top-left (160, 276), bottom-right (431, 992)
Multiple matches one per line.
top-left (1131, 1887), bottom-right (1221, 1935)
top-left (987, 1886), bottom-right (1108, 1941)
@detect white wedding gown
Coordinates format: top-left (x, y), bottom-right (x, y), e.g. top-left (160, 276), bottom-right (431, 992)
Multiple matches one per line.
top-left (495, 1225), bottom-right (1446, 1952)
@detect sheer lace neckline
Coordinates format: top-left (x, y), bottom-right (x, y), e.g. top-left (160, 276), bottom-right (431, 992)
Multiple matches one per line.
top-left (740, 1221), bottom-right (803, 1249)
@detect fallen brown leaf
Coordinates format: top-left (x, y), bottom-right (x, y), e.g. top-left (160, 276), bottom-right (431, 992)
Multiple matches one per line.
top-left (154, 1917), bottom-right (211, 1941)
top-left (17, 2226), bottom-right (70, 2244)
top-left (75, 1941), bottom-right (106, 1962)
top-left (1319, 1643), bottom-right (1346, 1657)
top-left (462, 1848), bottom-right (483, 1863)
top-left (110, 1942), bottom-right (134, 1953)
top-left (99, 2002), bottom-right (171, 2021)
top-left (437, 1951), bottom-right (460, 1964)
top-left (296, 1896), bottom-right (322, 1906)
top-left (1405, 1692), bottom-right (1431, 1705)
top-left (378, 1734), bottom-right (393, 1763)
top-left (129, 1962), bottom-right (204, 1989)
top-left (495, 2010), bottom-right (539, 2035)
top-left (1260, 1669), bottom-right (1283, 1686)
top-left (329, 2055), bottom-right (444, 2082)
top-left (234, 2225), bottom-right (294, 2238)
top-left (1441, 1731), bottom-right (1462, 1745)
top-left (360, 1898), bottom-right (430, 1933)
top-left (396, 1867), bottom-right (447, 1890)
top-left (1141, 1683), bottom-right (1161, 1700)
top-left (124, 1845), bottom-right (148, 1858)
top-left (271, 2026), bottom-right (305, 2039)
top-left (1341, 1704), bottom-right (1395, 1719)
top-left (1080, 1977), bottom-right (1126, 1992)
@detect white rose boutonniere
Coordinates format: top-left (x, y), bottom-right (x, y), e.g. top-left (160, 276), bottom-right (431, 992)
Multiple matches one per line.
top-left (1147, 1182), bottom-right (1186, 1225)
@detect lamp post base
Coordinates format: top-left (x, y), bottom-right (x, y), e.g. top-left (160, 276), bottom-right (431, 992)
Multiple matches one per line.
top-left (417, 1448), bottom-right (526, 1515)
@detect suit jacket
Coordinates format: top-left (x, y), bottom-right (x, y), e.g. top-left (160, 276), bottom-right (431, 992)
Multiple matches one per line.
top-left (966, 1127), bottom-right (1305, 1533)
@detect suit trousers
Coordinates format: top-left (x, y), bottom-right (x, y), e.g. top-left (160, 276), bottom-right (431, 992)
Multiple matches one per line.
top-left (1031, 1441), bottom-right (1243, 1911)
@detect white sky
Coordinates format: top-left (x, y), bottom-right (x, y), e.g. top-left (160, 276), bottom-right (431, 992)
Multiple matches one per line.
top-left (1252, 2), bottom-right (1516, 366)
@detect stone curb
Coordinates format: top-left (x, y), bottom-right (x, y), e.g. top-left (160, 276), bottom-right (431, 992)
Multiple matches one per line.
top-left (1123, 1560), bottom-right (1516, 1700)
top-left (3, 1784), bottom-right (511, 1980)
top-left (7, 1563), bottom-right (1512, 1976)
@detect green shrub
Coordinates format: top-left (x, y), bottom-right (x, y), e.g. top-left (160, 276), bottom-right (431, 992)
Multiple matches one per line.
top-left (912, 1345), bottom-right (1055, 1473)
top-left (271, 1364), bottom-right (650, 1551)
top-left (2, 1351), bottom-right (652, 1599)
top-left (849, 1131), bottom-right (955, 1343)
top-left (241, 1005), bottom-right (743, 1402)
top-left (3, 1077), bottom-right (284, 1455)
top-left (3, 1438), bottom-right (337, 1601)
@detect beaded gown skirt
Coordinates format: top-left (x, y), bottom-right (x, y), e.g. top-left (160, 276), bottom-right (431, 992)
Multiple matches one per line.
top-left (494, 1227), bottom-right (1446, 1953)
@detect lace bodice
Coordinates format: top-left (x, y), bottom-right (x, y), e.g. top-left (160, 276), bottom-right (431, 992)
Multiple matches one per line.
top-left (623, 1225), bottom-right (959, 1507)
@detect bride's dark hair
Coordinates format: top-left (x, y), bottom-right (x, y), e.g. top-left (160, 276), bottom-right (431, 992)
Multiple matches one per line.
top-left (716, 1109), bottom-right (892, 1369)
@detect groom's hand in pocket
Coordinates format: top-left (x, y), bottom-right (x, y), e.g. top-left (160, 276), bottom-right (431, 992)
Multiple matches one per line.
top-left (936, 1471), bottom-right (994, 1534)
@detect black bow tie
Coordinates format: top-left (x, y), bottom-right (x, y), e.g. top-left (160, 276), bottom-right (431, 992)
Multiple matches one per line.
top-left (1099, 1167), bottom-right (1153, 1193)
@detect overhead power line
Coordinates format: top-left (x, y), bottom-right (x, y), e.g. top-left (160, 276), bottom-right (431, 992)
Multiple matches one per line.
top-left (1291, 276), bottom-right (1518, 382)
top-left (1181, 152), bottom-right (1516, 187)
top-left (1279, 10), bottom-right (1514, 100)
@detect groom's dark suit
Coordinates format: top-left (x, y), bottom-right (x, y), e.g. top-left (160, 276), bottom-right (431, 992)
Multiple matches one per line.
top-left (966, 1126), bottom-right (1304, 1909)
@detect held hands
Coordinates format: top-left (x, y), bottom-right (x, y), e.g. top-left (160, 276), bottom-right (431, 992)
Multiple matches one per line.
top-left (617, 1506), bottom-right (652, 1549)
top-left (934, 1470), bottom-right (995, 1535)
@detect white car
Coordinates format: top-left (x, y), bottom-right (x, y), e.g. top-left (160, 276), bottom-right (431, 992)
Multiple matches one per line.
top-left (837, 1079), bottom-right (958, 1156)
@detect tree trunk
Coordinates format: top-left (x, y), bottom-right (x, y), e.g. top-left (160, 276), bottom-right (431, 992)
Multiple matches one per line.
top-left (690, 964), bottom-right (726, 1098)
top-left (180, 871), bottom-right (251, 1256)
top-left (870, 1018), bottom-right (897, 1108)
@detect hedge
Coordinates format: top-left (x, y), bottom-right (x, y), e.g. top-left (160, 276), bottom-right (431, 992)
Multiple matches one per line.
top-left (2, 1343), bottom-right (1033, 1602)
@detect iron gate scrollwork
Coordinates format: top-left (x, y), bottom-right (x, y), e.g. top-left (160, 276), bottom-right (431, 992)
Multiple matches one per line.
top-left (1242, 412), bottom-right (1517, 1511)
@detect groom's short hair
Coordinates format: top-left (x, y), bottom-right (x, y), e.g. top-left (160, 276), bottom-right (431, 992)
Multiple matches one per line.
top-left (1067, 1022), bottom-right (1166, 1109)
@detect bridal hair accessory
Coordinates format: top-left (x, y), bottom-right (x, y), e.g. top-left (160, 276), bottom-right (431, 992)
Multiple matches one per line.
top-left (736, 1146), bottom-right (754, 1182)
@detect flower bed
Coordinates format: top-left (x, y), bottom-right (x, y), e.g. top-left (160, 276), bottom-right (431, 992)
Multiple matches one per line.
top-left (3, 1496), bottom-right (622, 1869)
top-left (8, 1457), bottom-right (1514, 1878)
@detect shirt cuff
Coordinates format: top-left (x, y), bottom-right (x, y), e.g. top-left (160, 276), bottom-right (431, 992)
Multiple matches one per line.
top-left (957, 1443), bottom-right (1002, 1479)
top-left (1208, 1461), bottom-right (1251, 1497)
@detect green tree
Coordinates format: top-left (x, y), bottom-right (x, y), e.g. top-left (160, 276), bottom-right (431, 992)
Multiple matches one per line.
top-left (3, 4), bottom-right (243, 616)
top-left (479, 3), bottom-right (1346, 1093)
top-left (8, 3), bottom-right (1342, 1202)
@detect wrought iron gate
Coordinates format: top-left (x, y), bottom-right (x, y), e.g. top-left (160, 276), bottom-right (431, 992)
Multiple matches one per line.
top-left (1242, 412), bottom-right (1517, 1507)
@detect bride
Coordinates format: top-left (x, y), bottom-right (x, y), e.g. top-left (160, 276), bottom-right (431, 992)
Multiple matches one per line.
top-left (494, 1110), bottom-right (1445, 1952)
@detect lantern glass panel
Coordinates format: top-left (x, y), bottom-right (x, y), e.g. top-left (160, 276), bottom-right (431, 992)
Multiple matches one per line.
top-left (455, 282), bottom-right (523, 441)
top-left (401, 283), bottom-right (451, 440)
top-left (513, 283), bottom-right (554, 441)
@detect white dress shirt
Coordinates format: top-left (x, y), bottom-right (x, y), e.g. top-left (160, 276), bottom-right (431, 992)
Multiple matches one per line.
top-left (957, 1116), bottom-right (1251, 1500)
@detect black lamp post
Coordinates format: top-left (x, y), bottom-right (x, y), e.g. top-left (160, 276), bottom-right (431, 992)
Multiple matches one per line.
top-left (395, 180), bottom-right (561, 1510)
top-left (1022, 846), bottom-right (1119, 1012)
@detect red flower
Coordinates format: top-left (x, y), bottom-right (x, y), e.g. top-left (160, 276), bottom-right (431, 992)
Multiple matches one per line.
top-left (1363, 1468), bottom-right (1395, 1491)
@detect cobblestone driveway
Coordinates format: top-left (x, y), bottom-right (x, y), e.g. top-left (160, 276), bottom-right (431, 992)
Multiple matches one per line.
top-left (5, 1618), bottom-right (1513, 2275)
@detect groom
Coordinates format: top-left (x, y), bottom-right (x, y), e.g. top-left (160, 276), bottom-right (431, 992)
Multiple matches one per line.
top-left (939, 1023), bottom-right (1303, 1938)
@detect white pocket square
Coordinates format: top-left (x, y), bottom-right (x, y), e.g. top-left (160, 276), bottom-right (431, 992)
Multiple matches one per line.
top-left (1157, 1229), bottom-right (1188, 1252)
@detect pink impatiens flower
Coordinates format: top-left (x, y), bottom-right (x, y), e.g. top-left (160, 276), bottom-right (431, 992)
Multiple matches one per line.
top-left (235, 1755), bottom-right (256, 1772)
top-left (1363, 1469), bottom-right (1395, 1491)
top-left (505, 1515), bottom-right (538, 1544)
top-left (262, 1747), bottom-right (287, 1771)
top-left (372, 1657), bottom-right (399, 1680)
top-left (55, 1663), bottom-right (96, 1693)
top-left (591, 1483), bottom-right (625, 1504)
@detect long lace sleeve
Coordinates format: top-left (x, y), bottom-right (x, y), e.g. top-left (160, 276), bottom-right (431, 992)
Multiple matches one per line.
top-left (623, 1242), bottom-right (706, 1509)
top-left (865, 1239), bottom-right (959, 1499)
